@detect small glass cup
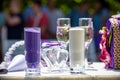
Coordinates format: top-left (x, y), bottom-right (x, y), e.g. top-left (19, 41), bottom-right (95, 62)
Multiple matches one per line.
top-left (69, 27), bottom-right (85, 74)
top-left (24, 27), bottom-right (41, 76)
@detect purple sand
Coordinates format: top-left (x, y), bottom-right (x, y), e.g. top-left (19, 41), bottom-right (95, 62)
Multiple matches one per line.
top-left (24, 28), bottom-right (40, 68)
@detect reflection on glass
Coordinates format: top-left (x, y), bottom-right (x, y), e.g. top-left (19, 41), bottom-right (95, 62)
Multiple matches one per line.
top-left (56, 18), bottom-right (70, 49)
top-left (79, 18), bottom-right (94, 69)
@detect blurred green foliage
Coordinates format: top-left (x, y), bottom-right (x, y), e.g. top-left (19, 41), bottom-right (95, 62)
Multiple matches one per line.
top-left (2, 0), bottom-right (120, 15)
top-left (105, 0), bottom-right (120, 14)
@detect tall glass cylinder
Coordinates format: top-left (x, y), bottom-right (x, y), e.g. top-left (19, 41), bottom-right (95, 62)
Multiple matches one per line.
top-left (24, 27), bottom-right (41, 76)
top-left (69, 27), bottom-right (85, 73)
top-left (79, 18), bottom-right (93, 69)
top-left (56, 18), bottom-right (70, 71)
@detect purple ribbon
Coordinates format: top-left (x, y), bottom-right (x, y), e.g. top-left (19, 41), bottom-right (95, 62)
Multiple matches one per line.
top-left (106, 19), bottom-right (120, 68)
top-left (42, 40), bottom-right (60, 47)
top-left (106, 20), bottom-right (114, 68)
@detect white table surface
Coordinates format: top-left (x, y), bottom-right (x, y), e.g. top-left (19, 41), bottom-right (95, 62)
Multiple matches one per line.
top-left (0, 62), bottom-right (120, 80)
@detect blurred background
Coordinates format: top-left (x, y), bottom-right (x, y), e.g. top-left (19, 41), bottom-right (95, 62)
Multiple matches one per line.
top-left (0, 0), bottom-right (120, 63)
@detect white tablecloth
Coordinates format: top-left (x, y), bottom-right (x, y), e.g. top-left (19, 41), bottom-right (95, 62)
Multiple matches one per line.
top-left (0, 62), bottom-right (120, 80)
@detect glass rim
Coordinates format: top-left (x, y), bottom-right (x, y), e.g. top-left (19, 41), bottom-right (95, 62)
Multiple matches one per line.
top-left (69, 26), bottom-right (84, 30)
top-left (79, 18), bottom-right (92, 20)
top-left (57, 18), bottom-right (70, 21)
top-left (24, 27), bottom-right (41, 31)
top-left (24, 27), bottom-right (41, 29)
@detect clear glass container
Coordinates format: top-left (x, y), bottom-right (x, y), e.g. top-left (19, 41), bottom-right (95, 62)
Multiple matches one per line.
top-left (41, 41), bottom-right (69, 72)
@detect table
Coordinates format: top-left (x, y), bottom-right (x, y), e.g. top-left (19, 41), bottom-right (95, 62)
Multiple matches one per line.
top-left (0, 62), bottom-right (120, 80)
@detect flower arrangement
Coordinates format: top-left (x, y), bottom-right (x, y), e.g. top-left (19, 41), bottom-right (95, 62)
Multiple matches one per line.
top-left (99, 27), bottom-right (111, 69)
